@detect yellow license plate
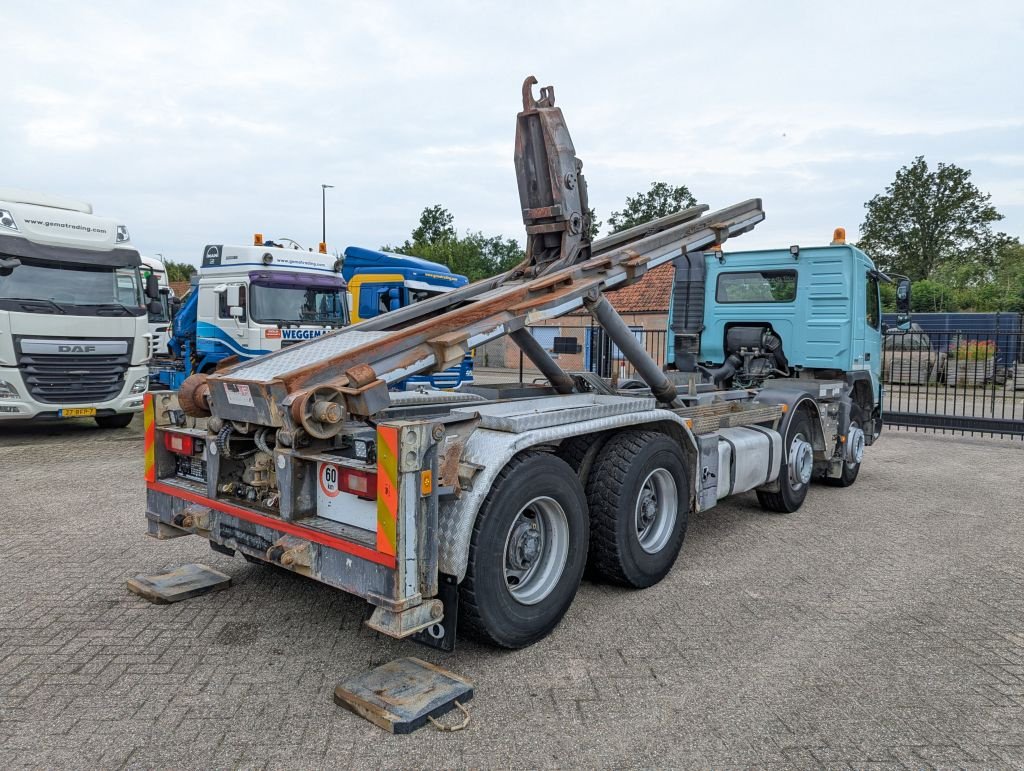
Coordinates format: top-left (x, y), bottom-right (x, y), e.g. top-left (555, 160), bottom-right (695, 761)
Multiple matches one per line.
top-left (59, 408), bottom-right (97, 418)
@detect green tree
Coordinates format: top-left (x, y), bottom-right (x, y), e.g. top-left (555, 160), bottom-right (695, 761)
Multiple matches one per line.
top-left (164, 260), bottom-right (196, 283)
top-left (909, 279), bottom-right (958, 313)
top-left (858, 156), bottom-right (1004, 281)
top-left (587, 207), bottom-right (602, 240)
top-left (385, 206), bottom-right (524, 282)
top-left (607, 182), bottom-right (697, 234)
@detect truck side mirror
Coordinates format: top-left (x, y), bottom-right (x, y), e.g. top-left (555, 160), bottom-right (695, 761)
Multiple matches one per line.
top-left (145, 273), bottom-right (160, 300)
top-left (169, 296), bottom-right (182, 318)
top-left (225, 285), bottom-right (240, 307)
top-left (229, 306), bottom-right (244, 319)
top-left (895, 278), bottom-right (911, 332)
top-left (148, 300), bottom-right (163, 315)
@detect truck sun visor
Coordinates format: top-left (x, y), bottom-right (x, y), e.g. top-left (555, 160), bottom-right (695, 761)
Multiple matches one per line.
top-left (248, 270), bottom-right (346, 289)
top-left (0, 233), bottom-right (141, 268)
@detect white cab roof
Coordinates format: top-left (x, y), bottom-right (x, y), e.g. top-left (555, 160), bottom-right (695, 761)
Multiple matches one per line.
top-left (0, 187), bottom-right (93, 214)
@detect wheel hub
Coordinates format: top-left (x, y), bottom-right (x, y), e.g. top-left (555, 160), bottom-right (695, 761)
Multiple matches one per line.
top-left (846, 424), bottom-right (865, 465)
top-left (638, 492), bottom-right (657, 528)
top-left (507, 522), bottom-right (541, 570)
top-left (788, 436), bottom-right (814, 487)
top-left (634, 468), bottom-right (678, 555)
top-left (502, 496), bottom-right (570, 606)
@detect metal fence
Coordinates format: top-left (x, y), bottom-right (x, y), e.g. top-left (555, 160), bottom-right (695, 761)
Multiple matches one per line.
top-left (476, 322), bottom-right (1024, 440)
top-left (881, 328), bottom-right (1024, 439)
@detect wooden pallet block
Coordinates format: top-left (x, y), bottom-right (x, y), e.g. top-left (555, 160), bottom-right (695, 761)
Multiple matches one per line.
top-left (127, 563), bottom-right (232, 604)
top-left (334, 657), bottom-right (474, 734)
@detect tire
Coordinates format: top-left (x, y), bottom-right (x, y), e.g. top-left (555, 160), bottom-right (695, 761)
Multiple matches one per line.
top-left (825, 405), bottom-right (864, 488)
top-left (95, 413), bottom-right (134, 429)
top-left (586, 430), bottom-right (689, 588)
top-left (757, 411), bottom-right (814, 513)
top-left (460, 451), bottom-right (589, 648)
top-left (557, 432), bottom-right (610, 488)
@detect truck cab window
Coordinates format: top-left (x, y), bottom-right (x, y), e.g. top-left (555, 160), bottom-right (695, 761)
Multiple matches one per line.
top-left (716, 270), bottom-right (797, 303)
top-left (866, 275), bottom-right (880, 330)
top-left (218, 285), bottom-right (246, 322)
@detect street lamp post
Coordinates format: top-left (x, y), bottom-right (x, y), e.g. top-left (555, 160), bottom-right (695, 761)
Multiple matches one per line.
top-left (321, 184), bottom-right (334, 245)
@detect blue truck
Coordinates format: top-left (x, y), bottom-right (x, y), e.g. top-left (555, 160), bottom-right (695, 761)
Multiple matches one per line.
top-left (341, 246), bottom-right (474, 389)
top-left (151, 241), bottom-right (474, 390)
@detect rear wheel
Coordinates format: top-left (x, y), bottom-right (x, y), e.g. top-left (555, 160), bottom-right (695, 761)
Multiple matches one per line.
top-left (460, 452), bottom-right (588, 648)
top-left (757, 411), bottom-right (814, 513)
top-left (586, 431), bottom-right (689, 588)
top-left (825, 405), bottom-right (865, 487)
top-left (95, 413), bottom-right (134, 429)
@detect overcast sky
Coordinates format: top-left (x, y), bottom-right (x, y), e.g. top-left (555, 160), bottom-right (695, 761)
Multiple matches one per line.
top-left (5, 1), bottom-right (1023, 266)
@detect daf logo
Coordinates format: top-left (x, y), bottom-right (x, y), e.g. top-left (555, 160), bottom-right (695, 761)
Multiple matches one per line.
top-left (59, 344), bottom-right (96, 353)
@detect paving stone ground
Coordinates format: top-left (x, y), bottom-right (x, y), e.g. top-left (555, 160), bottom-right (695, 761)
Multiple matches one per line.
top-left (1, 419), bottom-right (1023, 769)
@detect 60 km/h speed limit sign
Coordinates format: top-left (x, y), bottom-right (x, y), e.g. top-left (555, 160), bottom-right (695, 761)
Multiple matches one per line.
top-left (315, 461), bottom-right (377, 531)
top-left (319, 463), bottom-right (341, 497)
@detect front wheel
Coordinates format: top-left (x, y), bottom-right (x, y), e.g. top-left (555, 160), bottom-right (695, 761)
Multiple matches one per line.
top-left (95, 413), bottom-right (134, 429)
top-left (825, 406), bottom-right (865, 487)
top-left (459, 452), bottom-right (589, 649)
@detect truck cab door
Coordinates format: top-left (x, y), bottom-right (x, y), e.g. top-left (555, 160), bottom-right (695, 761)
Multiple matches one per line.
top-left (864, 273), bottom-right (882, 374)
top-left (356, 282), bottom-right (403, 320)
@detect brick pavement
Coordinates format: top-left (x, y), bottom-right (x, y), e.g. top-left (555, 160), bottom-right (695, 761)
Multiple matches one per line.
top-left (1, 420), bottom-right (1023, 768)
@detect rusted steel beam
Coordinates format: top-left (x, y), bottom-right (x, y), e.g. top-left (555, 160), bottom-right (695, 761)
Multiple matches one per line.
top-left (194, 77), bottom-right (766, 428)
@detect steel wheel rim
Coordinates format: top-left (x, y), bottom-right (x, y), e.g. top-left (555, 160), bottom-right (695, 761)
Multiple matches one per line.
top-left (634, 468), bottom-right (677, 554)
top-left (847, 421), bottom-right (865, 468)
top-left (502, 496), bottom-right (569, 605)
top-left (789, 432), bottom-right (814, 488)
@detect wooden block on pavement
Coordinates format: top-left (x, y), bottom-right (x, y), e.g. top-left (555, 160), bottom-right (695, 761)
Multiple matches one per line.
top-left (334, 657), bottom-right (474, 734)
top-left (127, 563), bottom-right (232, 604)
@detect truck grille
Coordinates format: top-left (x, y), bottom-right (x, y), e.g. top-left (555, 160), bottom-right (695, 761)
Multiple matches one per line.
top-left (15, 340), bottom-right (132, 404)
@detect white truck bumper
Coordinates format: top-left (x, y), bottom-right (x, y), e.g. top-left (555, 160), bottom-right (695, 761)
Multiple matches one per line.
top-left (0, 365), bottom-right (149, 420)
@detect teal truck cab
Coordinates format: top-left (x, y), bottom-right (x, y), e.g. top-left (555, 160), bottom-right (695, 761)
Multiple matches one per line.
top-left (670, 228), bottom-right (910, 478)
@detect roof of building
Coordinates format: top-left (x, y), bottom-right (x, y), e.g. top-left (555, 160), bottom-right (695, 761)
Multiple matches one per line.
top-left (170, 280), bottom-right (191, 297)
top-left (602, 262), bottom-right (673, 314)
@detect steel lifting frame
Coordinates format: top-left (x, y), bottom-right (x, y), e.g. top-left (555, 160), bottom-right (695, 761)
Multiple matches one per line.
top-left (198, 79), bottom-right (766, 434)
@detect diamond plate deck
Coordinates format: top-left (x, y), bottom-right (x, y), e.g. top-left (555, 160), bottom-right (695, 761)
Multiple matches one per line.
top-left (449, 393), bottom-right (656, 433)
top-left (225, 330), bottom-right (393, 382)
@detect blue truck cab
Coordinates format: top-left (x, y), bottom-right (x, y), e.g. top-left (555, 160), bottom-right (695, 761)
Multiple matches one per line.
top-left (341, 246), bottom-right (474, 389)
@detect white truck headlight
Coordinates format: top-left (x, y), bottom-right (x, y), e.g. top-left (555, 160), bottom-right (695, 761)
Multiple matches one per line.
top-left (130, 376), bottom-right (148, 394)
top-left (0, 380), bottom-right (21, 399)
top-left (116, 225), bottom-right (130, 243)
top-left (0, 209), bottom-right (19, 232)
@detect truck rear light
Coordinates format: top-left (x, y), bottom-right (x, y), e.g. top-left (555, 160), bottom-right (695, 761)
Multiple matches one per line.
top-left (340, 468), bottom-right (377, 500)
top-left (164, 432), bottom-right (195, 455)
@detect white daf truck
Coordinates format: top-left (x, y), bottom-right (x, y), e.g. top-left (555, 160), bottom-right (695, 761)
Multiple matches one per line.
top-left (0, 188), bottom-right (157, 428)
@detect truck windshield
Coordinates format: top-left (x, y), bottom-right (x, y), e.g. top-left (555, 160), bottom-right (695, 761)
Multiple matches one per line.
top-left (249, 282), bottom-right (346, 325)
top-left (0, 258), bottom-right (144, 312)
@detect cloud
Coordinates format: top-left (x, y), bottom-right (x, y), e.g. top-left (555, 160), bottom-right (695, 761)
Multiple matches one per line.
top-left (3, 0), bottom-right (1023, 263)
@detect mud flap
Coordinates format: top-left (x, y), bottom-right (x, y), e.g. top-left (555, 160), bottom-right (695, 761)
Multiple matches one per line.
top-left (411, 573), bottom-right (458, 652)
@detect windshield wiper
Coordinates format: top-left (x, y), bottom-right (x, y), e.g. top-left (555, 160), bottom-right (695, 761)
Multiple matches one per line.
top-left (1, 297), bottom-right (67, 314)
top-left (94, 303), bottom-right (136, 317)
